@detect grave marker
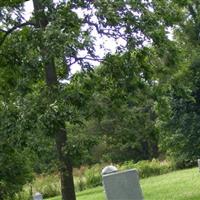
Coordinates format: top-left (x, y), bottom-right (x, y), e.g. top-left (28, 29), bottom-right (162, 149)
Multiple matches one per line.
top-left (102, 167), bottom-right (144, 200)
top-left (198, 159), bottom-right (200, 171)
top-left (33, 192), bottom-right (43, 200)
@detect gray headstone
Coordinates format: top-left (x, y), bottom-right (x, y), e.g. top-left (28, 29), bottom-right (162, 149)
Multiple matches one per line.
top-left (33, 192), bottom-right (43, 200)
top-left (102, 169), bottom-right (144, 200)
top-left (198, 159), bottom-right (200, 171)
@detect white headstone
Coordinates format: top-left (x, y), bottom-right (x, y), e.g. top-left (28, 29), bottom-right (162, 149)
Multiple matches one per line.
top-left (102, 169), bottom-right (144, 200)
top-left (33, 192), bottom-right (43, 200)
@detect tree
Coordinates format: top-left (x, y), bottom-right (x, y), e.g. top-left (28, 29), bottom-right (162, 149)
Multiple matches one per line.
top-left (0, 100), bottom-right (33, 200)
top-left (0, 0), bottom-right (181, 199)
top-left (81, 50), bottom-right (160, 163)
top-left (158, 0), bottom-right (200, 168)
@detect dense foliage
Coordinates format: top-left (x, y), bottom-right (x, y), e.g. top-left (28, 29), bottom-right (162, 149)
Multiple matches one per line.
top-left (1, 0), bottom-right (200, 199)
top-left (0, 103), bottom-right (33, 199)
top-left (157, 1), bottom-right (200, 168)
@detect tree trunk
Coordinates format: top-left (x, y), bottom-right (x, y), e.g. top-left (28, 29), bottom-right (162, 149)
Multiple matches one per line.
top-left (55, 126), bottom-right (76, 200)
top-left (32, 1), bottom-right (76, 199)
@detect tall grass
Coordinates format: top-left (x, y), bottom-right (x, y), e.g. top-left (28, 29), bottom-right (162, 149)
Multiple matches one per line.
top-left (19, 159), bottom-right (173, 199)
top-left (120, 159), bottom-right (173, 178)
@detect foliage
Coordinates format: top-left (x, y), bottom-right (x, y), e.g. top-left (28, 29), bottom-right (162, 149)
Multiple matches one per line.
top-left (0, 147), bottom-right (33, 200)
top-left (157, 0), bottom-right (200, 167)
top-left (120, 159), bottom-right (172, 178)
top-left (0, 102), bottom-right (34, 200)
top-left (32, 174), bottom-right (61, 199)
top-left (159, 60), bottom-right (200, 168)
top-left (81, 50), bottom-right (163, 163)
top-left (83, 165), bottom-right (103, 189)
top-left (0, 0), bottom-right (193, 198)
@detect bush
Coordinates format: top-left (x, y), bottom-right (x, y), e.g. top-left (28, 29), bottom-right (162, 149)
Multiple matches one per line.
top-left (75, 164), bottom-right (108, 191)
top-left (41, 183), bottom-right (60, 198)
top-left (120, 159), bottom-right (172, 178)
top-left (171, 155), bottom-right (197, 169)
top-left (32, 174), bottom-right (60, 198)
top-left (84, 165), bottom-right (102, 188)
top-left (76, 177), bottom-right (87, 192)
top-left (0, 146), bottom-right (33, 200)
top-left (14, 188), bottom-right (32, 200)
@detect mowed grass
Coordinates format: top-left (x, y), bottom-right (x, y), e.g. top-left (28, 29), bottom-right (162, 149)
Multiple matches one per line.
top-left (47, 168), bottom-right (200, 200)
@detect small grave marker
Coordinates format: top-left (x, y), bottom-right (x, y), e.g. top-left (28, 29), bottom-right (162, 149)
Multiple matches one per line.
top-left (198, 159), bottom-right (200, 171)
top-left (33, 192), bottom-right (43, 200)
top-left (102, 167), bottom-right (144, 200)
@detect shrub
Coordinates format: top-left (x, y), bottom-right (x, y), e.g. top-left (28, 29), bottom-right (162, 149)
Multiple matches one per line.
top-left (14, 188), bottom-right (32, 200)
top-left (171, 156), bottom-right (197, 169)
top-left (0, 147), bottom-right (33, 200)
top-left (120, 159), bottom-right (172, 178)
top-left (84, 164), bottom-right (103, 188)
top-left (41, 183), bottom-right (60, 198)
top-left (76, 177), bottom-right (87, 192)
top-left (74, 164), bottom-right (105, 191)
top-left (32, 174), bottom-right (60, 198)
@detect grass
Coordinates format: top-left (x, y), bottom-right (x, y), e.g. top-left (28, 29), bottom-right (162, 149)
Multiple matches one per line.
top-left (47, 168), bottom-right (200, 200)
top-left (141, 167), bottom-right (200, 200)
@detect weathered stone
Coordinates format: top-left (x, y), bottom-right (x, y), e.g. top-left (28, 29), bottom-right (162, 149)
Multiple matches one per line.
top-left (198, 159), bottom-right (200, 171)
top-left (102, 169), bottom-right (144, 200)
top-left (33, 192), bottom-right (43, 200)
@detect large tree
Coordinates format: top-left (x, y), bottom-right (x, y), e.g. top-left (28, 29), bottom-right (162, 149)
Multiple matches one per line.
top-left (82, 50), bottom-right (161, 163)
top-left (0, 0), bottom-right (181, 199)
top-left (158, 0), bottom-right (200, 168)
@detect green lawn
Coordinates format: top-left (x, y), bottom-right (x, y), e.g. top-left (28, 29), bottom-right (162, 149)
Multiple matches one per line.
top-left (47, 168), bottom-right (200, 200)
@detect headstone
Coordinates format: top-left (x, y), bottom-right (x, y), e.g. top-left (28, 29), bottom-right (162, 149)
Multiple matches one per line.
top-left (33, 192), bottom-right (43, 200)
top-left (198, 159), bottom-right (200, 171)
top-left (102, 168), bottom-right (144, 200)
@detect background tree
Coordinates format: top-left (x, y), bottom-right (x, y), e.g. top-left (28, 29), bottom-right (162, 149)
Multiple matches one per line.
top-left (82, 49), bottom-right (160, 163)
top-left (158, 0), bottom-right (200, 168)
top-left (0, 99), bottom-right (33, 200)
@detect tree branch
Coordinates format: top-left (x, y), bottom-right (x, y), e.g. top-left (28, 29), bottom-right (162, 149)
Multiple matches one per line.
top-left (0, 29), bottom-right (7, 33)
top-left (83, 18), bottom-right (125, 39)
top-left (67, 55), bottom-right (104, 67)
top-left (188, 4), bottom-right (198, 25)
top-left (0, 21), bottom-right (35, 46)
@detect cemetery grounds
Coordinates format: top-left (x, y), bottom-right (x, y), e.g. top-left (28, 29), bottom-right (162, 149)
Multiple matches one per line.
top-left (47, 167), bottom-right (200, 200)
